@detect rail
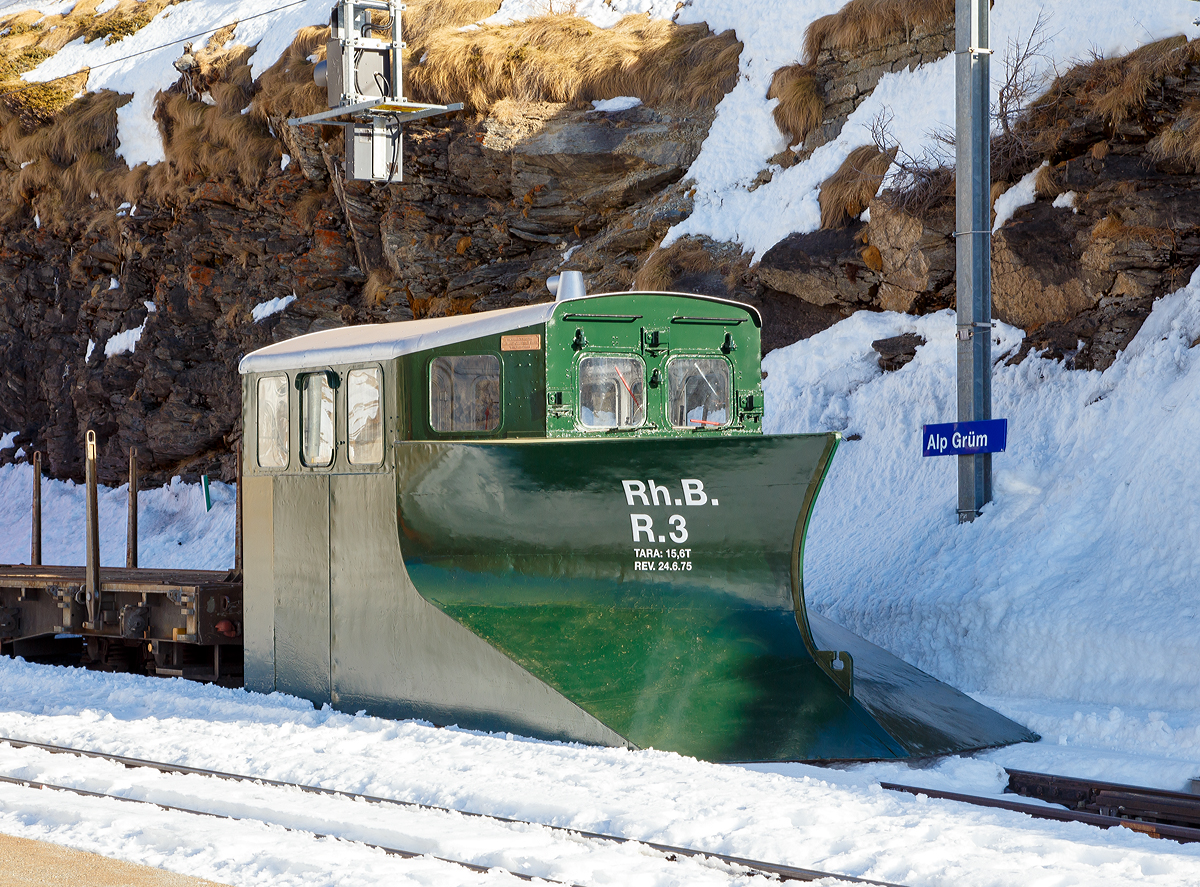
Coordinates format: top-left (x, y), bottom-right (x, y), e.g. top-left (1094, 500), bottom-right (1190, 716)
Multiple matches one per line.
top-left (881, 768), bottom-right (1200, 844)
top-left (0, 736), bottom-right (905, 886)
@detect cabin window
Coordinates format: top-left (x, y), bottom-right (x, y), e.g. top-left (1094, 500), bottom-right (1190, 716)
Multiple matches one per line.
top-left (257, 375), bottom-right (289, 468)
top-left (429, 355), bottom-right (500, 433)
top-left (301, 373), bottom-right (336, 466)
top-left (578, 356), bottom-right (645, 430)
top-left (668, 358), bottom-right (731, 429)
top-left (347, 368), bottom-right (384, 464)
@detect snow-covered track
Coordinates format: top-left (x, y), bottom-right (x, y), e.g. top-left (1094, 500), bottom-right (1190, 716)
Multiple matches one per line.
top-left (0, 771), bottom-right (570, 884)
top-left (881, 772), bottom-right (1200, 845)
top-left (0, 737), bottom-right (905, 886)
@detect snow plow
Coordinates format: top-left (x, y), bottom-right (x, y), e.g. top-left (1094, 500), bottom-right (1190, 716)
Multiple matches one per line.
top-left (231, 275), bottom-right (1036, 761)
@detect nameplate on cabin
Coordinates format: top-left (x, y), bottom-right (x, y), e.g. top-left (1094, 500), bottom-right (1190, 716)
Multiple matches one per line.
top-left (501, 334), bottom-right (541, 351)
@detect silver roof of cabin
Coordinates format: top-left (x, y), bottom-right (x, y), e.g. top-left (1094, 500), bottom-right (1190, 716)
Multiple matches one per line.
top-left (237, 292), bottom-right (760, 374)
top-left (238, 301), bottom-right (557, 374)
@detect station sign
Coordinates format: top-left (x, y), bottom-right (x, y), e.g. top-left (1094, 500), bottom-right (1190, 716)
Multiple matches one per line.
top-left (922, 419), bottom-right (1008, 457)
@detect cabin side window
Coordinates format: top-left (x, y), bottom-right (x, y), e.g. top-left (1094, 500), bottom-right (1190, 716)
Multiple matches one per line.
top-left (301, 373), bottom-right (336, 466)
top-left (667, 358), bottom-right (731, 429)
top-left (429, 355), bottom-right (500, 433)
top-left (578, 356), bottom-right (645, 430)
top-left (257, 375), bottom-right (290, 468)
top-left (347, 367), bottom-right (383, 464)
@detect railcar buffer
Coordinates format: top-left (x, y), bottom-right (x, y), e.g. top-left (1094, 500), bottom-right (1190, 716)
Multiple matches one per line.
top-left (287, 0), bottom-right (462, 181)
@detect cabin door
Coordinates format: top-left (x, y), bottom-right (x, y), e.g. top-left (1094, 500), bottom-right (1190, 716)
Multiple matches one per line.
top-left (272, 474), bottom-right (332, 701)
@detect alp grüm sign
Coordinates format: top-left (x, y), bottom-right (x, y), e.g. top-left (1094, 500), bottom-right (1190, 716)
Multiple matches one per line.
top-left (922, 419), bottom-right (1008, 457)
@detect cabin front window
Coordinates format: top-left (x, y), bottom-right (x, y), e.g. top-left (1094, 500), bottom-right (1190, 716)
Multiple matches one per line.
top-left (257, 375), bottom-right (289, 468)
top-left (347, 367), bottom-right (383, 464)
top-left (578, 356), bottom-right (645, 430)
top-left (429, 355), bottom-right (500, 433)
top-left (667, 358), bottom-right (731, 429)
top-left (301, 373), bottom-right (336, 466)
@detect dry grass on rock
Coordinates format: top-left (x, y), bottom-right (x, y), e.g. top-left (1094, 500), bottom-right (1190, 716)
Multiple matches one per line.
top-left (634, 240), bottom-right (717, 292)
top-left (803, 0), bottom-right (953, 64)
top-left (767, 64), bottom-right (823, 147)
top-left (408, 11), bottom-right (741, 113)
top-left (819, 144), bottom-right (896, 229)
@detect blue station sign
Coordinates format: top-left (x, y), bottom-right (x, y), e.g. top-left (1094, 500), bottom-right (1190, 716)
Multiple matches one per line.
top-left (922, 419), bottom-right (1008, 457)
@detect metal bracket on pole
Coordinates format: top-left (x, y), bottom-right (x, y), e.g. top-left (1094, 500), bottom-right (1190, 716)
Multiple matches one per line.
top-left (955, 0), bottom-right (993, 523)
top-left (287, 0), bottom-right (462, 182)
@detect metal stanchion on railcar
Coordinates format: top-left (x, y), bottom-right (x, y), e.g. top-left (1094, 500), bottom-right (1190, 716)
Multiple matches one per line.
top-left (30, 452), bottom-right (41, 567)
top-left (127, 447), bottom-right (138, 570)
top-left (84, 431), bottom-right (100, 630)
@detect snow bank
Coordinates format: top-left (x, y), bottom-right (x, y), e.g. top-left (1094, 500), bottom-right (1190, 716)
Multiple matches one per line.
top-left (765, 266), bottom-right (1200, 715)
top-left (0, 464), bottom-right (235, 570)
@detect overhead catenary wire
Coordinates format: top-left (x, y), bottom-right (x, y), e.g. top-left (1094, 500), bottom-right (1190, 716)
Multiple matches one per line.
top-left (0, 0), bottom-right (313, 103)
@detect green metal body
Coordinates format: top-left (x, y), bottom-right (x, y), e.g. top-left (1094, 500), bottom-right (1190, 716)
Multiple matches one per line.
top-left (238, 292), bottom-right (1036, 761)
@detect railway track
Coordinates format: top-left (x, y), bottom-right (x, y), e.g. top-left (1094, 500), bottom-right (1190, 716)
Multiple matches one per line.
top-left (0, 736), bottom-right (903, 887)
top-left (882, 768), bottom-right (1200, 844)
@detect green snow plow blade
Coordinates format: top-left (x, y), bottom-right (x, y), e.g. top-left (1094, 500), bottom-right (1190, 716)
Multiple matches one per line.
top-left (397, 433), bottom-right (1036, 763)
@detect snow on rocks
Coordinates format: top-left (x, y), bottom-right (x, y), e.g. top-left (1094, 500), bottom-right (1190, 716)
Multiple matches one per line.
top-left (992, 161), bottom-right (1046, 232)
top-left (102, 321), bottom-right (145, 357)
top-left (252, 292), bottom-right (297, 321)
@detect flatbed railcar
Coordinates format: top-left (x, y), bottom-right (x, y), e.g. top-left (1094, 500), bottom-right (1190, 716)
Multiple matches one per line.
top-left (234, 274), bottom-right (1034, 762)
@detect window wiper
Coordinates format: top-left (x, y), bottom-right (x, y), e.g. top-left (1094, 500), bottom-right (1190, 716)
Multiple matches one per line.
top-left (614, 366), bottom-right (639, 409)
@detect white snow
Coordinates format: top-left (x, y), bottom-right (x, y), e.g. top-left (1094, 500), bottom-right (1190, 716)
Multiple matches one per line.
top-left (591, 95), bottom-right (642, 112)
top-left (280, 152), bottom-right (290, 171)
top-left (250, 292), bottom-right (297, 322)
top-left (102, 320), bottom-right (145, 357)
top-left (0, 432), bottom-right (15, 450)
top-left (32, 212), bottom-right (39, 228)
top-left (992, 160), bottom-right (1046, 232)
top-left (0, 467), bottom-right (234, 570)
top-left (144, 300), bottom-right (156, 312)
top-left (482, 0), bottom-right (675, 30)
top-left (1054, 190), bottom-right (1079, 213)
top-left (107, 276), bottom-right (118, 290)
top-left (84, 338), bottom-right (95, 362)
top-left (93, 0), bottom-right (117, 13)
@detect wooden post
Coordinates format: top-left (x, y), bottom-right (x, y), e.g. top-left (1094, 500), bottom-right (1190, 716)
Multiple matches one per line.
top-left (30, 451), bottom-right (41, 566)
top-left (235, 442), bottom-right (243, 574)
top-left (127, 447), bottom-right (138, 570)
top-left (84, 430), bottom-right (100, 629)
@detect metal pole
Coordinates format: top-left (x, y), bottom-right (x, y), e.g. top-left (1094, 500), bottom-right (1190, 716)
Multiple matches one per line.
top-left (127, 447), bottom-right (138, 570)
top-left (955, 0), bottom-right (993, 522)
top-left (84, 430), bottom-right (100, 628)
top-left (30, 452), bottom-right (41, 566)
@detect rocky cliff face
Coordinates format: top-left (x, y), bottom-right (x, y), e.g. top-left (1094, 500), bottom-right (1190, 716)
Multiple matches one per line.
top-left (0, 98), bottom-right (710, 485)
top-left (759, 35), bottom-right (1200, 371)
